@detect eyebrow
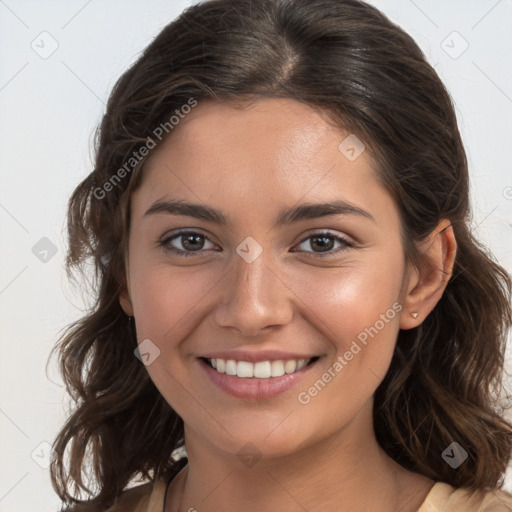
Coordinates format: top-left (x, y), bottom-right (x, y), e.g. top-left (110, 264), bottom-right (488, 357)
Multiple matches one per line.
top-left (143, 198), bottom-right (375, 225)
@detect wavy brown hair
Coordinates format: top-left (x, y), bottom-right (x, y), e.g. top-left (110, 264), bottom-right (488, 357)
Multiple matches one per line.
top-left (50, 0), bottom-right (512, 509)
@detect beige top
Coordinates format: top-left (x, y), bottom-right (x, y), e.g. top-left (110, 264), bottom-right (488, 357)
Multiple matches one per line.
top-left (101, 478), bottom-right (512, 512)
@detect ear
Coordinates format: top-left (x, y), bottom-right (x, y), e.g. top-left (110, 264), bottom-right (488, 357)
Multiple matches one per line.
top-left (400, 219), bottom-right (457, 330)
top-left (119, 269), bottom-right (134, 317)
top-left (120, 289), bottom-right (134, 317)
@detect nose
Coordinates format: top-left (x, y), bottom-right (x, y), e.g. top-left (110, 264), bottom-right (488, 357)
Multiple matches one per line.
top-left (213, 249), bottom-right (294, 337)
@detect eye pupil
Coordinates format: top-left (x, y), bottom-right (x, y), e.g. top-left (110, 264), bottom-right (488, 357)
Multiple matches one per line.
top-left (311, 235), bottom-right (334, 252)
top-left (182, 234), bottom-right (204, 251)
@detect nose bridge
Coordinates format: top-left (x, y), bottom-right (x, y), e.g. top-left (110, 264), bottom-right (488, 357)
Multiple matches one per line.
top-left (213, 242), bottom-right (293, 335)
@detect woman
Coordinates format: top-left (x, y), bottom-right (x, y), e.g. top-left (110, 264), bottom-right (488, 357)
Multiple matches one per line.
top-left (50, 0), bottom-right (512, 510)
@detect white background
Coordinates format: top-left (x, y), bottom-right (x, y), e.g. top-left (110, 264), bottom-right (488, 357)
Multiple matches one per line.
top-left (0, 0), bottom-right (511, 510)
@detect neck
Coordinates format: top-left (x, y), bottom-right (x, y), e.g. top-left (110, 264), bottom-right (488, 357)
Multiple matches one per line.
top-left (166, 404), bottom-right (434, 512)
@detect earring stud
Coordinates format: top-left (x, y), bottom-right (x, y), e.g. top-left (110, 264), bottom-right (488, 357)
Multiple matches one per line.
top-left (411, 312), bottom-right (418, 319)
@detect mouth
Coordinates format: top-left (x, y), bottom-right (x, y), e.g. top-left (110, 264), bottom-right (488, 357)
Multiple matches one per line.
top-left (200, 356), bottom-right (320, 378)
top-left (198, 355), bottom-right (322, 400)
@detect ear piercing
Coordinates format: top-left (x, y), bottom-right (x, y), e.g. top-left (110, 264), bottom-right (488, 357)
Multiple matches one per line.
top-left (411, 312), bottom-right (418, 319)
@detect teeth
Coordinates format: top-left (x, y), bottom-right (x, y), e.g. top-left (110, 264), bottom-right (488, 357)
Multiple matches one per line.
top-left (270, 360), bottom-right (284, 377)
top-left (207, 357), bottom-right (313, 378)
top-left (237, 361), bottom-right (254, 378)
top-left (254, 361), bottom-right (271, 378)
top-left (284, 360), bottom-right (297, 374)
top-left (226, 359), bottom-right (237, 376)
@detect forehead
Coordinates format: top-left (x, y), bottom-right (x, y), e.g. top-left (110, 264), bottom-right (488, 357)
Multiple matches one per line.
top-left (131, 98), bottom-right (396, 229)
top-left (150, 99), bottom-right (343, 166)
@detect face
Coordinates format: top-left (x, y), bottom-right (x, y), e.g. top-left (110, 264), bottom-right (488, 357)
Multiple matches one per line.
top-left (121, 98), bottom-right (413, 459)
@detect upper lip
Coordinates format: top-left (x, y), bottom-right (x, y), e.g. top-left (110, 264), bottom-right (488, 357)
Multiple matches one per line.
top-left (199, 350), bottom-right (320, 363)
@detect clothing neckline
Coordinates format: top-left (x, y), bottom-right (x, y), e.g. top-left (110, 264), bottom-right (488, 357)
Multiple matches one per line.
top-left (159, 475), bottom-right (441, 511)
top-left (417, 481), bottom-right (440, 509)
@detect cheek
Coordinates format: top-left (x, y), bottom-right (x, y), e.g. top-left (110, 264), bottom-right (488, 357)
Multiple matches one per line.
top-left (129, 257), bottom-right (215, 343)
top-left (295, 258), bottom-right (403, 402)
top-left (128, 261), bottom-right (216, 416)
top-left (302, 259), bottom-right (403, 346)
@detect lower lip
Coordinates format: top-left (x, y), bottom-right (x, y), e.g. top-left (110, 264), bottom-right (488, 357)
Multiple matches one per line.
top-left (198, 358), bottom-right (320, 400)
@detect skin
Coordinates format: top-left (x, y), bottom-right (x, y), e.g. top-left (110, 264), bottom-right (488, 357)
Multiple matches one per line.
top-left (120, 98), bottom-right (457, 512)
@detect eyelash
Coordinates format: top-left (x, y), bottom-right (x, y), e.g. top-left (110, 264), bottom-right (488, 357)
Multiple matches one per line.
top-left (156, 230), bottom-right (356, 259)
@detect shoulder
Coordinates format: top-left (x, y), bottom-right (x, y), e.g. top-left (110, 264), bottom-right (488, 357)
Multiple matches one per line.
top-left (65, 479), bottom-right (166, 512)
top-left (418, 482), bottom-right (512, 511)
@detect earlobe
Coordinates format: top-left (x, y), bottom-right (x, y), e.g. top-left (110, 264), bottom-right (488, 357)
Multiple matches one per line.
top-left (119, 291), bottom-right (134, 317)
top-left (400, 219), bottom-right (457, 330)
top-left (119, 272), bottom-right (134, 317)
top-left (119, 262), bottom-right (134, 316)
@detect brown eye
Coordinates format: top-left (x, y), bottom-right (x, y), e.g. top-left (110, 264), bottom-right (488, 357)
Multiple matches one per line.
top-left (293, 232), bottom-right (355, 259)
top-left (158, 230), bottom-right (216, 257)
top-left (177, 233), bottom-right (206, 251)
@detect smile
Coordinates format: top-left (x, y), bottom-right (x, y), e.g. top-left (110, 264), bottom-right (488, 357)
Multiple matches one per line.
top-left (198, 355), bottom-right (322, 400)
top-left (204, 357), bottom-right (319, 378)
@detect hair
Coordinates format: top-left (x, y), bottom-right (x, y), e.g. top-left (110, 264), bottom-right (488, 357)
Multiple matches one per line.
top-left (50, 0), bottom-right (512, 509)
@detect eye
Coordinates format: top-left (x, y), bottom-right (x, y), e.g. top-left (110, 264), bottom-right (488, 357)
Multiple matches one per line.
top-left (292, 231), bottom-right (355, 259)
top-left (157, 230), bottom-right (216, 257)
top-left (157, 229), bottom-right (355, 259)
